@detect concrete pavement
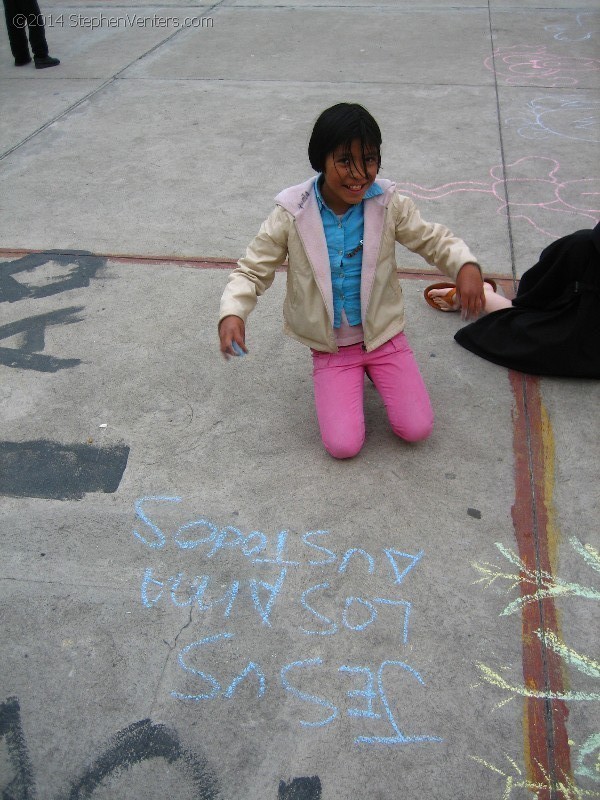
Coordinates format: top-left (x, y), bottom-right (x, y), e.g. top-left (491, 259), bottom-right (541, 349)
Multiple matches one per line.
top-left (1, 2), bottom-right (599, 798)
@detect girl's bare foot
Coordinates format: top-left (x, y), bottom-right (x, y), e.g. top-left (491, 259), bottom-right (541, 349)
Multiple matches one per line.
top-left (425, 280), bottom-right (511, 315)
top-left (427, 286), bottom-right (460, 311)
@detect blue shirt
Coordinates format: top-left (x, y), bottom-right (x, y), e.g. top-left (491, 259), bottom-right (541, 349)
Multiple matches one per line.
top-left (314, 177), bottom-right (384, 328)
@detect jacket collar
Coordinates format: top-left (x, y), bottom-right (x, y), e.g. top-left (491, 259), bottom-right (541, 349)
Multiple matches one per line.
top-left (275, 176), bottom-right (395, 217)
top-left (274, 177), bottom-right (396, 325)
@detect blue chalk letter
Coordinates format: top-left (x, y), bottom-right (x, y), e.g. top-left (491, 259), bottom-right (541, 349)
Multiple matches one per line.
top-left (302, 530), bottom-right (337, 566)
top-left (141, 567), bottom-right (164, 607)
top-left (338, 548), bottom-right (375, 575)
top-left (224, 662), bottom-right (266, 699)
top-left (171, 633), bottom-right (233, 701)
top-left (339, 665), bottom-right (380, 719)
top-left (174, 518), bottom-right (218, 550)
top-left (384, 549), bottom-right (424, 585)
top-left (281, 659), bottom-right (338, 727)
top-left (342, 597), bottom-right (378, 632)
top-left (253, 531), bottom-right (300, 566)
top-left (373, 598), bottom-right (412, 644)
top-left (300, 583), bottom-right (338, 636)
top-left (133, 496), bottom-right (181, 549)
top-left (355, 660), bottom-right (442, 746)
top-left (206, 526), bottom-right (246, 559)
top-left (250, 568), bottom-right (287, 626)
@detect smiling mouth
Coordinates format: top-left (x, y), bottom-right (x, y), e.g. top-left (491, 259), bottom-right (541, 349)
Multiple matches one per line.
top-left (344, 184), bottom-right (367, 192)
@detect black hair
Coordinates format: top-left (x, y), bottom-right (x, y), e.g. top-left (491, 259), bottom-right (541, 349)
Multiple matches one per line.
top-left (308, 103), bottom-right (382, 176)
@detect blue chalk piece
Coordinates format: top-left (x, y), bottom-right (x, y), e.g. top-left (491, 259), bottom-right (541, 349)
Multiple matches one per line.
top-left (231, 341), bottom-right (245, 356)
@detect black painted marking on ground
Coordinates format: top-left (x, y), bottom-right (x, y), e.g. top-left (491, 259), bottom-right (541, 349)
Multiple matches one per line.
top-left (0, 698), bottom-right (220, 799)
top-left (278, 776), bottom-right (322, 799)
top-left (0, 307), bottom-right (84, 371)
top-left (0, 250), bottom-right (106, 303)
top-left (0, 697), bottom-right (36, 800)
top-left (0, 441), bottom-right (130, 500)
top-left (67, 719), bottom-right (219, 800)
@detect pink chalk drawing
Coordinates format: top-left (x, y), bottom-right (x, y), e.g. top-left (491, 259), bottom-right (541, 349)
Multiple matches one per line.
top-left (485, 45), bottom-right (600, 87)
top-left (396, 157), bottom-right (600, 239)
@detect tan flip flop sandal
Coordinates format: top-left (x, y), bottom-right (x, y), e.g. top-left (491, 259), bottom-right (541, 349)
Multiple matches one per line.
top-left (424, 279), bottom-right (498, 311)
top-left (424, 282), bottom-right (458, 311)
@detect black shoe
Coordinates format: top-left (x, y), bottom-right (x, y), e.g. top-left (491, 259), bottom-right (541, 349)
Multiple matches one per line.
top-left (34, 55), bottom-right (60, 69)
top-left (15, 55), bottom-right (32, 66)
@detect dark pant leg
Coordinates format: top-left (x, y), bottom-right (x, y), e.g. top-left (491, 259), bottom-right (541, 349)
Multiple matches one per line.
top-left (3, 0), bottom-right (31, 61)
top-left (23, 0), bottom-right (48, 57)
top-left (2, 0), bottom-right (48, 60)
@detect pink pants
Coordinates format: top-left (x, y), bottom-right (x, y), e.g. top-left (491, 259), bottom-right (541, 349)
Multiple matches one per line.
top-left (311, 332), bottom-right (434, 459)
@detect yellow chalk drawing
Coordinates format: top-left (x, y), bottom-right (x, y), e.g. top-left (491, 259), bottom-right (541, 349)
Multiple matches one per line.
top-left (472, 539), bottom-right (600, 618)
top-left (472, 533), bottom-right (600, 796)
top-left (575, 733), bottom-right (600, 784)
top-left (537, 631), bottom-right (600, 680)
top-left (475, 662), bottom-right (600, 703)
top-left (570, 537), bottom-right (600, 576)
top-left (470, 754), bottom-right (600, 800)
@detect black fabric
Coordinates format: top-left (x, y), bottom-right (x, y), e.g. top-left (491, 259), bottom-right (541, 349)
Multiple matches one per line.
top-left (3, 0), bottom-right (49, 60)
top-left (454, 223), bottom-right (600, 377)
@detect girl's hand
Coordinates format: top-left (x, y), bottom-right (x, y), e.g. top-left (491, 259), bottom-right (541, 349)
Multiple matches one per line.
top-left (455, 262), bottom-right (485, 320)
top-left (219, 315), bottom-right (248, 359)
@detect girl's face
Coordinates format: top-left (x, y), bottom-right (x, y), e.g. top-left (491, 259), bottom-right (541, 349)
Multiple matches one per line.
top-left (320, 138), bottom-right (379, 215)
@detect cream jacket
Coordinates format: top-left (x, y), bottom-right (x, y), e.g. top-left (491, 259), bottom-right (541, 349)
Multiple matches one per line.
top-left (219, 177), bottom-right (479, 353)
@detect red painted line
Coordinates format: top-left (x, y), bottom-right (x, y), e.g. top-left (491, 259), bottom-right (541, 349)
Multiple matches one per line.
top-left (0, 248), bottom-right (517, 295)
top-left (0, 247), bottom-right (240, 271)
top-left (510, 371), bottom-right (572, 797)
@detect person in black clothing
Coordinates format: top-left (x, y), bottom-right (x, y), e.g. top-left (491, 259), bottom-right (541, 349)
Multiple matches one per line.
top-left (424, 222), bottom-right (600, 378)
top-left (3, 0), bottom-right (60, 68)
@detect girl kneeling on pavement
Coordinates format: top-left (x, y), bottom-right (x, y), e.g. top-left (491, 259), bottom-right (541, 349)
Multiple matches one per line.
top-left (218, 103), bottom-right (485, 459)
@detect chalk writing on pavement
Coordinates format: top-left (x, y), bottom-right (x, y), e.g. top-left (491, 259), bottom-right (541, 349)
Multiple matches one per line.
top-left (545, 13), bottom-right (597, 43)
top-left (506, 95), bottom-right (600, 143)
top-left (0, 697), bottom-right (219, 800)
top-left (485, 45), bottom-right (600, 88)
top-left (133, 496), bottom-right (441, 748)
top-left (471, 537), bottom-right (600, 798)
top-left (396, 156), bottom-right (600, 239)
